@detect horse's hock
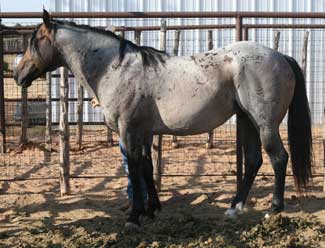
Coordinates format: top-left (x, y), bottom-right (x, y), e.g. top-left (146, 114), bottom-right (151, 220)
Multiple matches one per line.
top-left (0, 12), bottom-right (325, 196)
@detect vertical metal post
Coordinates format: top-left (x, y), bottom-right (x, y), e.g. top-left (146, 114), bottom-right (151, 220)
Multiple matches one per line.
top-left (0, 20), bottom-right (5, 154)
top-left (273, 31), bottom-right (281, 51)
top-left (172, 30), bottom-right (180, 148)
top-left (76, 83), bottom-right (83, 150)
top-left (207, 30), bottom-right (214, 50)
top-left (45, 72), bottom-right (52, 151)
top-left (59, 67), bottom-right (70, 196)
top-left (243, 27), bottom-right (249, 41)
top-left (323, 107), bottom-right (325, 192)
top-left (301, 31), bottom-right (309, 77)
top-left (20, 34), bottom-right (29, 145)
top-left (236, 16), bottom-right (243, 41)
top-left (235, 16), bottom-right (243, 192)
top-left (153, 20), bottom-right (167, 192)
top-left (206, 30), bottom-right (214, 149)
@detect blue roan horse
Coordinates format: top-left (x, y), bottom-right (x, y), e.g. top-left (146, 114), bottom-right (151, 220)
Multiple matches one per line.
top-left (14, 10), bottom-right (312, 228)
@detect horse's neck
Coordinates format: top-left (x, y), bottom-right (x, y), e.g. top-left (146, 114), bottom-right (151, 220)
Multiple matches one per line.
top-left (56, 28), bottom-right (120, 101)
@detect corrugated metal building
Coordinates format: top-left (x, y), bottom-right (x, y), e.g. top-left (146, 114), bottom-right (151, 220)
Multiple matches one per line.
top-left (49, 0), bottom-right (325, 124)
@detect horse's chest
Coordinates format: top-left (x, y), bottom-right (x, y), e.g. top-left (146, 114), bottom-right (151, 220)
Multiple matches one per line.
top-left (102, 109), bottom-right (119, 133)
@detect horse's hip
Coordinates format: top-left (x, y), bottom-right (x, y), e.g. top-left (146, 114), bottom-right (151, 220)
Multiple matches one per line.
top-left (234, 57), bottom-right (295, 127)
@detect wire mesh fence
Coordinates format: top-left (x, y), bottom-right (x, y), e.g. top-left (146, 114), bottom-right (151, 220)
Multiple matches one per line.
top-left (0, 16), bottom-right (324, 192)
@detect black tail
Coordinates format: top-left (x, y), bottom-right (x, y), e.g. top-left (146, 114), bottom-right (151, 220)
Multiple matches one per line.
top-left (284, 55), bottom-right (313, 193)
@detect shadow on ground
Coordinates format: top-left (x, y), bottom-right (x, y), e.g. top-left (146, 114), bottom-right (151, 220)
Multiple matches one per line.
top-left (1, 181), bottom-right (325, 248)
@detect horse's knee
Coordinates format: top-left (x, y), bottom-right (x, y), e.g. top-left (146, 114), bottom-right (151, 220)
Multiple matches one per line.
top-left (260, 129), bottom-right (285, 155)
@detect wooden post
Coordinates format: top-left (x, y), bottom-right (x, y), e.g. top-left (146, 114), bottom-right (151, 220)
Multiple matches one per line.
top-left (273, 31), bottom-right (280, 51)
top-left (152, 20), bottom-right (166, 192)
top-left (134, 30), bottom-right (141, 46)
top-left (119, 30), bottom-right (125, 39)
top-left (206, 30), bottom-right (214, 149)
top-left (235, 16), bottom-right (243, 192)
top-left (106, 128), bottom-right (113, 147)
top-left (152, 135), bottom-right (162, 192)
top-left (173, 30), bottom-right (180, 55)
top-left (301, 31), bottom-right (309, 77)
top-left (20, 34), bottom-right (29, 145)
top-left (171, 30), bottom-right (181, 148)
top-left (59, 67), bottom-right (70, 196)
top-left (159, 20), bottom-right (167, 51)
top-left (45, 72), bottom-right (52, 151)
top-left (76, 83), bottom-right (83, 150)
top-left (0, 20), bottom-right (5, 154)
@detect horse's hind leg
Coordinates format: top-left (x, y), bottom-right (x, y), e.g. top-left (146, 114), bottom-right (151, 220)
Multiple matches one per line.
top-left (225, 113), bottom-right (263, 218)
top-left (260, 126), bottom-right (288, 212)
top-left (142, 140), bottom-right (161, 218)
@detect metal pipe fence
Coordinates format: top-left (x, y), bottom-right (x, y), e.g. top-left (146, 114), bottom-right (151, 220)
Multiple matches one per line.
top-left (0, 12), bottom-right (324, 194)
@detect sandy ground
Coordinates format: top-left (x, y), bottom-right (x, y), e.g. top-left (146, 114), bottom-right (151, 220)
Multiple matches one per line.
top-left (0, 126), bottom-right (325, 247)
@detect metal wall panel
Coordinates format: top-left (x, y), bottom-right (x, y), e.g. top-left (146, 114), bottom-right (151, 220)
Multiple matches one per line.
top-left (50, 0), bottom-right (325, 123)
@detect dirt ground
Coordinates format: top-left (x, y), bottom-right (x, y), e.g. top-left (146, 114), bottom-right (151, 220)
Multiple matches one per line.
top-left (1, 126), bottom-right (325, 247)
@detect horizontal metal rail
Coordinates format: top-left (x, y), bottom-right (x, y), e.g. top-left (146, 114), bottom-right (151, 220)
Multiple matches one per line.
top-left (4, 24), bottom-right (325, 36)
top-left (4, 73), bottom-right (75, 78)
top-left (5, 121), bottom-right (105, 126)
top-left (4, 97), bottom-right (93, 102)
top-left (2, 11), bottom-right (325, 19)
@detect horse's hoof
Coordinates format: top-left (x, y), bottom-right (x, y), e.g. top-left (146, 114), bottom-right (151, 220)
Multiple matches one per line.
top-left (146, 201), bottom-right (161, 219)
top-left (125, 221), bottom-right (141, 230)
top-left (224, 202), bottom-right (244, 219)
top-left (224, 208), bottom-right (238, 219)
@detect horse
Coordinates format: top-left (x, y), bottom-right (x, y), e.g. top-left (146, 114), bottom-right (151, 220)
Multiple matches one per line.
top-left (14, 10), bottom-right (313, 228)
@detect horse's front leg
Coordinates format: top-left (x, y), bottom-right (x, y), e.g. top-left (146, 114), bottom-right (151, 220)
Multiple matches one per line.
top-left (142, 140), bottom-right (161, 218)
top-left (121, 129), bottom-right (146, 228)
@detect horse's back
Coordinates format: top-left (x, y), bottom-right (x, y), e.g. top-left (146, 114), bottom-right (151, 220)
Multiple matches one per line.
top-left (150, 41), bottom-right (295, 135)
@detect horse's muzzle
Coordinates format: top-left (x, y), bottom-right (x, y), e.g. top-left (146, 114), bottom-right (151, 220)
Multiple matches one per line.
top-left (14, 64), bottom-right (38, 88)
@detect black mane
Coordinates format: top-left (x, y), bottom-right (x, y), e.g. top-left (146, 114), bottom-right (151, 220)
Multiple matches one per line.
top-left (52, 19), bottom-right (168, 68)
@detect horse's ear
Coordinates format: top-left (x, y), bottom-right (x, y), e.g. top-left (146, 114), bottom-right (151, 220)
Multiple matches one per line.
top-left (43, 9), bottom-right (51, 28)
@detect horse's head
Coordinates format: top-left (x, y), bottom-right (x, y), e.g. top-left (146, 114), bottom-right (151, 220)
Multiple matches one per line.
top-left (14, 9), bottom-right (63, 88)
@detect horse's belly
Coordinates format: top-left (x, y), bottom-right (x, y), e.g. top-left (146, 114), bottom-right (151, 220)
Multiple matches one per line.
top-left (154, 96), bottom-right (235, 135)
